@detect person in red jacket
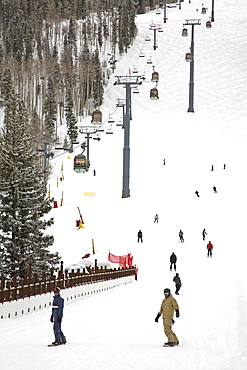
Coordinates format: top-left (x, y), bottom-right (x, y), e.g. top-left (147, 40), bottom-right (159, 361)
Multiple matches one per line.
top-left (207, 241), bottom-right (213, 258)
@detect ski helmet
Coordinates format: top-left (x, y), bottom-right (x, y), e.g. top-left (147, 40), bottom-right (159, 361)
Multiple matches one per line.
top-left (164, 288), bottom-right (171, 295)
top-left (54, 287), bottom-right (60, 294)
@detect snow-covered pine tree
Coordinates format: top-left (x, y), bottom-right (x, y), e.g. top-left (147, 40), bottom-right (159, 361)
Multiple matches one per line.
top-left (0, 67), bottom-right (13, 107)
top-left (44, 74), bottom-right (57, 138)
top-left (92, 49), bottom-right (104, 107)
top-left (0, 91), bottom-right (60, 279)
top-left (65, 83), bottom-right (78, 150)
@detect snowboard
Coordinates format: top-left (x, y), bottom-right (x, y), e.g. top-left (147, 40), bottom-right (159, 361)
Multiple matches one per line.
top-left (47, 342), bottom-right (65, 347)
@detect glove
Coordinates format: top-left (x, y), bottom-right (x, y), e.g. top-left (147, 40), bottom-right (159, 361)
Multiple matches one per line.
top-left (50, 315), bottom-right (53, 323)
top-left (175, 309), bottom-right (180, 318)
top-left (57, 316), bottom-right (62, 323)
top-left (172, 319), bottom-right (175, 325)
top-left (155, 313), bottom-right (161, 323)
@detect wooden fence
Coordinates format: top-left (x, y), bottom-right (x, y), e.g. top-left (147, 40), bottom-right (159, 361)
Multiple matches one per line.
top-left (0, 261), bottom-right (136, 304)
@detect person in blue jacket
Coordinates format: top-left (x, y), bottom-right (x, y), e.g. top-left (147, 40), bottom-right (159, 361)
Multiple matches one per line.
top-left (50, 287), bottom-right (66, 345)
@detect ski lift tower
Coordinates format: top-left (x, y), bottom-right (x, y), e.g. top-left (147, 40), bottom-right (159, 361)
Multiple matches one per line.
top-left (36, 137), bottom-right (55, 182)
top-left (78, 126), bottom-right (100, 167)
top-left (211, 0), bottom-right (215, 22)
top-left (183, 19), bottom-right (201, 113)
top-left (160, 2), bottom-right (168, 23)
top-left (114, 76), bottom-right (142, 198)
top-left (149, 22), bottom-right (159, 50)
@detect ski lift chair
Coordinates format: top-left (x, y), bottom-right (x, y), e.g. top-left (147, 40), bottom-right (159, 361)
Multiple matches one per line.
top-left (182, 27), bottom-right (188, 37)
top-left (151, 71), bottom-right (159, 82)
top-left (91, 109), bottom-right (102, 124)
top-left (185, 52), bottom-right (192, 62)
top-left (150, 88), bottom-right (159, 100)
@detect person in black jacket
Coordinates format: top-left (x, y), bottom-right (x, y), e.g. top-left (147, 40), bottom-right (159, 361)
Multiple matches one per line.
top-left (137, 230), bottom-right (143, 243)
top-left (50, 287), bottom-right (66, 345)
top-left (170, 252), bottom-right (177, 271)
top-left (173, 273), bottom-right (182, 295)
top-left (202, 228), bottom-right (207, 241)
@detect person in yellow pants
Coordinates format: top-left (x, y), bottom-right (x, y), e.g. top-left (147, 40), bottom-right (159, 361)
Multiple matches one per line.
top-left (155, 288), bottom-right (180, 346)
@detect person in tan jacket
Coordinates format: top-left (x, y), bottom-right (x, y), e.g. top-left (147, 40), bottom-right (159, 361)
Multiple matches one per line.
top-left (155, 288), bottom-right (180, 346)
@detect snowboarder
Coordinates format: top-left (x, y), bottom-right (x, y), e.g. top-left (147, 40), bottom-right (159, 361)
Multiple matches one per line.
top-left (213, 186), bottom-right (217, 193)
top-left (154, 214), bottom-right (159, 223)
top-left (179, 230), bottom-right (184, 243)
top-left (155, 288), bottom-right (180, 346)
top-left (207, 241), bottom-right (213, 258)
top-left (170, 252), bottom-right (177, 271)
top-left (50, 287), bottom-right (66, 346)
top-left (137, 230), bottom-right (143, 243)
top-left (173, 273), bottom-right (182, 295)
top-left (202, 228), bottom-right (207, 241)
top-left (195, 191), bottom-right (200, 198)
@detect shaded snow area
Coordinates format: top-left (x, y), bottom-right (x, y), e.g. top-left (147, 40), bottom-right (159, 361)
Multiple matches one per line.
top-left (1, 0), bottom-right (247, 369)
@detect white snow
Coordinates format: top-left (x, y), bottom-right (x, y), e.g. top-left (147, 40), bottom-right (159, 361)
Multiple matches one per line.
top-left (1, 0), bottom-right (247, 369)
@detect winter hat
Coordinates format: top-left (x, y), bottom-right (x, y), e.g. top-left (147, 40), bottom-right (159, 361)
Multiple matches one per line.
top-left (164, 288), bottom-right (171, 295)
top-left (54, 287), bottom-right (60, 294)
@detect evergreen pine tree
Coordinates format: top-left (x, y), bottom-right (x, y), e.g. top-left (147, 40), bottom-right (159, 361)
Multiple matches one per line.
top-left (44, 74), bottom-right (57, 138)
top-left (65, 84), bottom-right (78, 150)
top-left (0, 67), bottom-right (13, 107)
top-left (92, 49), bottom-right (104, 106)
top-left (0, 92), bottom-right (60, 279)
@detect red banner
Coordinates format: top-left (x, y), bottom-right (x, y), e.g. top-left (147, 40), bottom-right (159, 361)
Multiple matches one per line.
top-left (108, 252), bottom-right (133, 267)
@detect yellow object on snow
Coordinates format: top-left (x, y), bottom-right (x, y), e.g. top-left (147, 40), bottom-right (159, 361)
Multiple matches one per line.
top-left (84, 192), bottom-right (95, 196)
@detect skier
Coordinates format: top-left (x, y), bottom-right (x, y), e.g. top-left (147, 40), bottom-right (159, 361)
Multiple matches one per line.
top-left (170, 252), bottom-right (177, 271)
top-left (179, 230), bottom-right (184, 243)
top-left (137, 230), bottom-right (143, 243)
top-left (50, 287), bottom-right (66, 346)
top-left (173, 273), bottom-right (182, 295)
top-left (195, 191), bottom-right (200, 198)
top-left (207, 241), bottom-right (213, 258)
top-left (213, 186), bottom-right (217, 193)
top-left (154, 214), bottom-right (159, 223)
top-left (202, 228), bottom-right (207, 241)
top-left (155, 288), bottom-right (180, 346)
